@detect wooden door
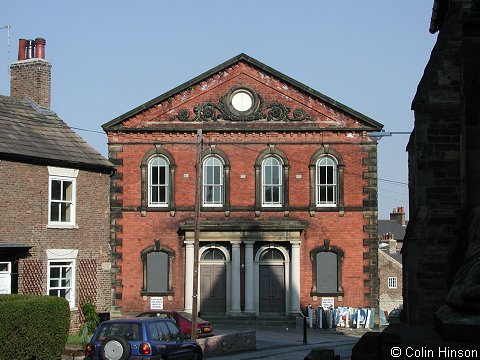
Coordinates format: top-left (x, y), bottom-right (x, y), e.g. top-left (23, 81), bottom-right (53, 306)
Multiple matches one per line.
top-left (259, 265), bottom-right (285, 312)
top-left (200, 264), bottom-right (226, 313)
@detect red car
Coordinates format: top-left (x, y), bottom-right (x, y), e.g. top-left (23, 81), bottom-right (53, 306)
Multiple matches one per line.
top-left (137, 310), bottom-right (213, 338)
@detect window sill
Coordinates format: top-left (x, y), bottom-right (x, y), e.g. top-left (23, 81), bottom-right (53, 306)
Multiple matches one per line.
top-left (144, 207), bottom-right (175, 212)
top-left (140, 291), bottom-right (174, 296)
top-left (47, 224), bottom-right (78, 229)
top-left (201, 206), bottom-right (230, 212)
top-left (258, 206), bottom-right (289, 211)
top-left (310, 291), bottom-right (345, 297)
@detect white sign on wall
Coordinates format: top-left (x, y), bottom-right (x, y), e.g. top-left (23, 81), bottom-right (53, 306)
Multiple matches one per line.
top-left (321, 297), bottom-right (335, 309)
top-left (150, 297), bottom-right (164, 310)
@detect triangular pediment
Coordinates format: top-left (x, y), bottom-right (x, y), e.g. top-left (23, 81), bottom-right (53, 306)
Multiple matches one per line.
top-left (103, 53), bottom-right (382, 132)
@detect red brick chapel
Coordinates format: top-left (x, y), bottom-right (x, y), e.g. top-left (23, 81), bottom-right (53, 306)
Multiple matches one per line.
top-left (102, 54), bottom-right (383, 318)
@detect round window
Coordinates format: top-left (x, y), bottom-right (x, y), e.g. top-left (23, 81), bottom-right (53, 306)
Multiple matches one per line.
top-left (231, 90), bottom-right (254, 112)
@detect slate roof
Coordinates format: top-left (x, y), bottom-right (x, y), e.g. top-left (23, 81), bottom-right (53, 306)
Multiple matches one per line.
top-left (380, 249), bottom-right (402, 265)
top-left (103, 53), bottom-right (383, 131)
top-left (378, 220), bottom-right (407, 241)
top-left (0, 95), bottom-right (113, 172)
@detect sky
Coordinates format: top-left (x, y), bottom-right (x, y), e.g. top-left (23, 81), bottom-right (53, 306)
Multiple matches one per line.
top-left (1, 1), bottom-right (437, 220)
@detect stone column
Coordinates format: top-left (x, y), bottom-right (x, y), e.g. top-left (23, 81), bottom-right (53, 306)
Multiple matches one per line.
top-left (230, 241), bottom-right (242, 315)
top-left (184, 240), bottom-right (194, 313)
top-left (243, 241), bottom-right (255, 315)
top-left (290, 241), bottom-right (301, 315)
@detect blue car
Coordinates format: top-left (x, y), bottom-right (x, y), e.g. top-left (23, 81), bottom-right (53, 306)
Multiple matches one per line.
top-left (84, 318), bottom-right (203, 360)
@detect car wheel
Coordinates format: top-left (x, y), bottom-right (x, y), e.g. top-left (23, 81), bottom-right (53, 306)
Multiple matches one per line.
top-left (99, 335), bottom-right (131, 360)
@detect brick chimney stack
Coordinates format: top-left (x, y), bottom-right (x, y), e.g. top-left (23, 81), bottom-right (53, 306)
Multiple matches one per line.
top-left (390, 206), bottom-right (406, 225)
top-left (10, 37), bottom-right (51, 109)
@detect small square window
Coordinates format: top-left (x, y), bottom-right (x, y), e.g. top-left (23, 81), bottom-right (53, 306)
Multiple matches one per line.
top-left (388, 277), bottom-right (398, 289)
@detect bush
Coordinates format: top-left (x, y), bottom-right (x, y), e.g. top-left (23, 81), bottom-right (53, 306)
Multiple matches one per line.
top-left (81, 301), bottom-right (100, 334)
top-left (0, 294), bottom-right (70, 360)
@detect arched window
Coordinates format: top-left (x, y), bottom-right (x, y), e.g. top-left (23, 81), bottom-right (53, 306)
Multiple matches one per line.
top-left (148, 156), bottom-right (169, 207)
top-left (260, 248), bottom-right (284, 261)
top-left (262, 156), bottom-right (283, 207)
top-left (203, 156), bottom-right (224, 206)
top-left (140, 147), bottom-right (176, 211)
top-left (316, 156), bottom-right (338, 206)
top-left (201, 248), bottom-right (226, 261)
top-left (255, 147), bottom-right (289, 210)
top-left (309, 147), bottom-right (344, 210)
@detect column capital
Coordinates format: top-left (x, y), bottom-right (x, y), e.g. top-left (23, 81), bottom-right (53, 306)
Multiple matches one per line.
top-left (243, 240), bottom-right (255, 247)
top-left (184, 240), bottom-right (195, 246)
top-left (230, 240), bottom-right (242, 247)
top-left (290, 240), bottom-right (302, 247)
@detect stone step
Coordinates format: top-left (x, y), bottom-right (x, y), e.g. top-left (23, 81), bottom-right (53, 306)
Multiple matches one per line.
top-left (201, 314), bottom-right (298, 327)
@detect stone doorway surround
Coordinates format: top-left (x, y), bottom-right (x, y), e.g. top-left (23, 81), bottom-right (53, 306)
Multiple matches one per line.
top-left (180, 220), bottom-right (305, 317)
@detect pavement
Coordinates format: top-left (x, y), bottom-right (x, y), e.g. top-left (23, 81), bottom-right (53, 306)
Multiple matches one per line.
top-left (62, 325), bottom-right (371, 360)
top-left (207, 324), bottom-right (369, 360)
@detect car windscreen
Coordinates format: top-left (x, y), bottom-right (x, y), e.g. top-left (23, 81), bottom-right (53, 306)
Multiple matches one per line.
top-left (95, 322), bottom-right (142, 341)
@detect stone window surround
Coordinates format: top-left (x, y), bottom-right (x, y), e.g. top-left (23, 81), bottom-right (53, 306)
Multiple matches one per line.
top-left (201, 146), bottom-right (231, 211)
top-left (310, 240), bottom-right (345, 297)
top-left (140, 240), bottom-right (174, 296)
top-left (309, 146), bottom-right (345, 211)
top-left (140, 146), bottom-right (176, 212)
top-left (255, 146), bottom-right (289, 211)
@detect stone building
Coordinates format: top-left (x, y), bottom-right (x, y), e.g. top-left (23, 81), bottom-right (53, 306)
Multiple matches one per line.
top-left (378, 207), bottom-right (406, 314)
top-left (0, 38), bottom-right (114, 332)
top-left (103, 53), bottom-right (383, 319)
top-left (405, 0), bottom-right (480, 332)
top-left (352, 2), bottom-right (480, 357)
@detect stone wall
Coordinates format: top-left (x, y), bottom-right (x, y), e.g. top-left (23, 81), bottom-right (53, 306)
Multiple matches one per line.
top-left (405, 0), bottom-right (480, 323)
top-left (197, 331), bottom-right (256, 357)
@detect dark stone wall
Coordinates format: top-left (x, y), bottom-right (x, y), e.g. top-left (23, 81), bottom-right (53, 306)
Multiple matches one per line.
top-left (405, 0), bottom-right (480, 323)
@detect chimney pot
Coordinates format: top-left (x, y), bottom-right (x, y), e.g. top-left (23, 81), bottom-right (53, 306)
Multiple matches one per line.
top-left (35, 38), bottom-right (46, 59)
top-left (17, 39), bottom-right (26, 61)
top-left (25, 39), bottom-right (35, 59)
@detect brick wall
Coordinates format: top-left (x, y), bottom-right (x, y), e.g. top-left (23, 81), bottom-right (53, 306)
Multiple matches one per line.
top-left (106, 58), bottom-right (380, 316)
top-left (10, 59), bottom-right (51, 109)
top-left (0, 160), bottom-right (111, 332)
top-left (110, 131), bottom-right (375, 312)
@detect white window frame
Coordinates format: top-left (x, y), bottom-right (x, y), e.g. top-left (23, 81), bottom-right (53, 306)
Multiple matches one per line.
top-left (203, 156), bottom-right (224, 207)
top-left (46, 249), bottom-right (78, 309)
top-left (48, 167), bottom-right (78, 228)
top-left (262, 156), bottom-right (283, 207)
top-left (148, 156), bottom-right (169, 207)
top-left (388, 276), bottom-right (398, 289)
top-left (316, 156), bottom-right (337, 207)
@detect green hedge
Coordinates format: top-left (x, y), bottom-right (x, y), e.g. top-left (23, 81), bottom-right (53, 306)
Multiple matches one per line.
top-left (0, 294), bottom-right (70, 360)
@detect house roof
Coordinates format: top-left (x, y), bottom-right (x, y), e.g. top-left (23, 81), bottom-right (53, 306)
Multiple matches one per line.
top-left (378, 220), bottom-right (406, 241)
top-left (379, 249), bottom-right (402, 266)
top-left (0, 95), bottom-right (113, 172)
top-left (103, 53), bottom-right (383, 131)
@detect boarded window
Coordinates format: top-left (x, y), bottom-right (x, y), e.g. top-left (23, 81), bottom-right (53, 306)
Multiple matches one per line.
top-left (146, 251), bottom-right (169, 292)
top-left (315, 251), bottom-right (338, 293)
